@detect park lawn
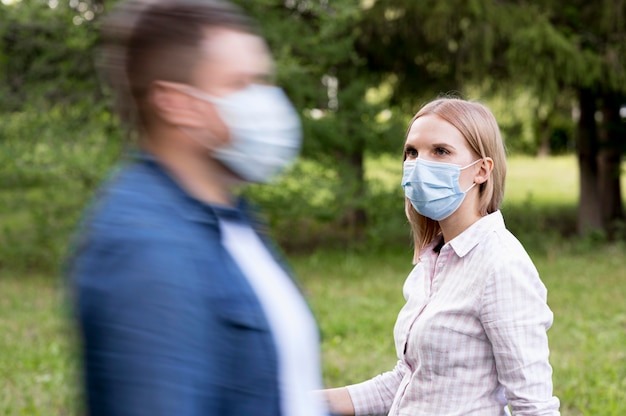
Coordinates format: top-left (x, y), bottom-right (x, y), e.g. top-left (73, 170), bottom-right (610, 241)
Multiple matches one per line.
top-left (1, 243), bottom-right (624, 415)
top-left (504, 155), bottom-right (579, 205)
top-left (0, 274), bottom-right (80, 416)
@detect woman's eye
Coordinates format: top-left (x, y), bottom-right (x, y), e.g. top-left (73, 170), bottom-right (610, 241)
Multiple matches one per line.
top-left (434, 147), bottom-right (449, 155)
top-left (405, 148), bottom-right (418, 158)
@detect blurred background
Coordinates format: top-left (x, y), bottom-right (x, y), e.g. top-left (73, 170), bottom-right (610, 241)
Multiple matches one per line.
top-left (0, 1), bottom-right (624, 415)
top-left (1, 0), bottom-right (625, 268)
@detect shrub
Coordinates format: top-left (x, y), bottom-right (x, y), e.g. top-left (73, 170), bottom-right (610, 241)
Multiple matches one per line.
top-left (0, 104), bottom-right (122, 272)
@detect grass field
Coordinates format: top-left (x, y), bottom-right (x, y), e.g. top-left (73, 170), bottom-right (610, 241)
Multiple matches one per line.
top-left (0, 275), bottom-right (79, 415)
top-left (1, 155), bottom-right (625, 415)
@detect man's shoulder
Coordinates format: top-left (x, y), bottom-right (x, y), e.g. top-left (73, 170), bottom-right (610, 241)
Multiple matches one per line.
top-left (79, 161), bottom-right (192, 242)
top-left (70, 161), bottom-right (217, 278)
top-left (105, 159), bottom-right (174, 202)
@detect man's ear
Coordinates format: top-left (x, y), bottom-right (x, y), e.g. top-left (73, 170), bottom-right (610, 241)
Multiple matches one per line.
top-left (149, 81), bottom-right (208, 128)
top-left (475, 157), bottom-right (494, 185)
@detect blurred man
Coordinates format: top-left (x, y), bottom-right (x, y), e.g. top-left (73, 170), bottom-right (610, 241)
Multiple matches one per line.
top-left (68, 1), bottom-right (327, 415)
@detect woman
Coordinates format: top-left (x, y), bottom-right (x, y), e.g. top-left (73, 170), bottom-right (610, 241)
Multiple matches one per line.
top-left (323, 98), bottom-right (560, 415)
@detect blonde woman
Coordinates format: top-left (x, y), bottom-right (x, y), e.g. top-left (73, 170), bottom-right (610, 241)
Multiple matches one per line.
top-left (323, 98), bottom-right (560, 415)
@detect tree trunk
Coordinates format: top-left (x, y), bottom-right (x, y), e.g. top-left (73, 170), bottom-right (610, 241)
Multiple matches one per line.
top-left (536, 116), bottom-right (551, 158)
top-left (597, 92), bottom-right (625, 238)
top-left (351, 148), bottom-right (368, 227)
top-left (575, 88), bottom-right (603, 235)
top-left (339, 145), bottom-right (368, 237)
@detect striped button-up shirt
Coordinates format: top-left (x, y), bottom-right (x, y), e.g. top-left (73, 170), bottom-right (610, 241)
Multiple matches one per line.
top-left (346, 211), bottom-right (560, 415)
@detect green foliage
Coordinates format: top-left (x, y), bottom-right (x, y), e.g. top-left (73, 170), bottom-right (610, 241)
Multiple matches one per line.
top-left (0, 0), bottom-right (623, 273)
top-left (0, 105), bottom-right (122, 271)
top-left (0, 1), bottom-right (118, 272)
top-left (234, 0), bottom-right (400, 157)
top-left (243, 154), bottom-right (408, 253)
top-left (232, 0), bottom-right (411, 232)
top-left (505, 17), bottom-right (585, 100)
top-left (0, 1), bottom-right (103, 111)
top-left (242, 160), bottom-right (346, 251)
top-left (550, 0), bottom-right (626, 93)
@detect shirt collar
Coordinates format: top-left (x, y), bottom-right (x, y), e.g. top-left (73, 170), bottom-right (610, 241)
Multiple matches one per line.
top-left (447, 210), bottom-right (506, 257)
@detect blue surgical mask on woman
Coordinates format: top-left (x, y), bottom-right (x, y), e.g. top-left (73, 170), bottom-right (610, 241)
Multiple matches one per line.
top-left (182, 84), bottom-right (302, 183)
top-left (401, 158), bottom-right (482, 221)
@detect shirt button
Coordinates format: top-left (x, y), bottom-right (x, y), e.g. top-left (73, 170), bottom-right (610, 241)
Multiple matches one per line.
top-left (438, 263), bottom-right (444, 268)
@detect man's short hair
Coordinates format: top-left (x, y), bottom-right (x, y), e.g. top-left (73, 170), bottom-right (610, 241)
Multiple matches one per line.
top-left (101, 0), bottom-right (255, 131)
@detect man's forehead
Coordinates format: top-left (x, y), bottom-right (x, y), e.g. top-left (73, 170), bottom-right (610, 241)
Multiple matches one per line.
top-left (200, 29), bottom-right (272, 64)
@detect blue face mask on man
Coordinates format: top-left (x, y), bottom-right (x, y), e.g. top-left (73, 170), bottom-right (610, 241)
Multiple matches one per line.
top-left (401, 158), bottom-right (482, 221)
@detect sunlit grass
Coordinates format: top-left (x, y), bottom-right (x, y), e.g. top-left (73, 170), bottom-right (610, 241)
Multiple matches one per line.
top-left (504, 155), bottom-right (580, 205)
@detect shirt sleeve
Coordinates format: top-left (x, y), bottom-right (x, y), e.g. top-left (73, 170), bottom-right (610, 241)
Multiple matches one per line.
top-left (345, 359), bottom-right (408, 416)
top-left (74, 237), bottom-right (215, 416)
top-left (481, 249), bottom-right (561, 416)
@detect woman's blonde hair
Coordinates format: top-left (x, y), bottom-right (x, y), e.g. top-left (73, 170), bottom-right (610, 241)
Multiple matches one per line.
top-left (404, 97), bottom-right (507, 262)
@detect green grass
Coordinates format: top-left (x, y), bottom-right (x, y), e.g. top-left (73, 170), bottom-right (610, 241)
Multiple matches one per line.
top-left (504, 155), bottom-right (580, 205)
top-left (538, 244), bottom-right (626, 415)
top-left (1, 155), bottom-right (625, 415)
top-left (3, 244), bottom-right (625, 415)
top-left (294, 249), bottom-right (411, 386)
top-left (0, 274), bottom-right (80, 416)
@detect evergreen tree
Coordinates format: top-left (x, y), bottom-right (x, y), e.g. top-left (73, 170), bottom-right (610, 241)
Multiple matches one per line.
top-left (506, 0), bottom-right (626, 236)
top-left (235, 0), bottom-right (405, 236)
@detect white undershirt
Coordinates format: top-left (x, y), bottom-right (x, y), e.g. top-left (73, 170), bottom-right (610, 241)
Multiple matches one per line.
top-left (219, 218), bottom-right (326, 416)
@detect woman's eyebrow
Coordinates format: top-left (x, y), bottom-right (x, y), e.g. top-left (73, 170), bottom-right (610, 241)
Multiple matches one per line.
top-left (431, 142), bottom-right (456, 150)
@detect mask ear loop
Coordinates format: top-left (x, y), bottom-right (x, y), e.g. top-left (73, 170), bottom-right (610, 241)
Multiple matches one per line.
top-left (460, 158), bottom-right (484, 193)
top-left (463, 182), bottom-right (478, 193)
top-left (460, 158), bottom-right (483, 170)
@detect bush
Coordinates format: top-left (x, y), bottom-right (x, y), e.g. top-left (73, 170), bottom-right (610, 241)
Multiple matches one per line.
top-left (0, 105), bottom-right (595, 274)
top-left (243, 156), bottom-right (410, 254)
top-left (0, 104), bottom-right (122, 272)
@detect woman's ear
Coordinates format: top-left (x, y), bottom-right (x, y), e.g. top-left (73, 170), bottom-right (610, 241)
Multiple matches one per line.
top-left (149, 81), bottom-right (208, 128)
top-left (475, 157), bottom-right (494, 185)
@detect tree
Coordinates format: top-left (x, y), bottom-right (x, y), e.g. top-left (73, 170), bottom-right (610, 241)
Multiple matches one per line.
top-left (506, 0), bottom-right (626, 236)
top-left (234, 0), bottom-right (405, 237)
top-left (0, 0), bottom-right (105, 111)
top-left (0, 1), bottom-right (116, 271)
top-left (353, 0), bottom-right (626, 237)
